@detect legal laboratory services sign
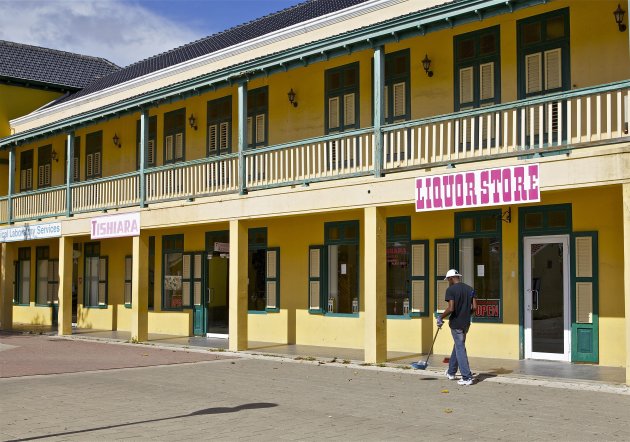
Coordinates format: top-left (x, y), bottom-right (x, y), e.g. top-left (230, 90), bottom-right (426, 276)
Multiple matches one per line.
top-left (0, 222), bottom-right (62, 242)
top-left (415, 164), bottom-right (540, 212)
top-left (91, 212), bottom-right (140, 239)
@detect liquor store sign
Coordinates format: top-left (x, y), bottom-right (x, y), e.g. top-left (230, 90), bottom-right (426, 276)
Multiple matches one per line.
top-left (415, 164), bottom-right (540, 212)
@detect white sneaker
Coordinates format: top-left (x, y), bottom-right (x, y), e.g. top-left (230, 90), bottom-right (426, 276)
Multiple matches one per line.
top-left (444, 369), bottom-right (456, 380)
top-left (457, 378), bottom-right (474, 386)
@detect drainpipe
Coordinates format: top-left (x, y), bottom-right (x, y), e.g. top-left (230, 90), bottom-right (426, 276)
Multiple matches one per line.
top-left (373, 45), bottom-right (385, 178)
top-left (238, 81), bottom-right (248, 195)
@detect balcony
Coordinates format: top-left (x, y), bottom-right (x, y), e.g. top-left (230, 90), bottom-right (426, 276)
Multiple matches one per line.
top-left (1, 80), bottom-right (628, 225)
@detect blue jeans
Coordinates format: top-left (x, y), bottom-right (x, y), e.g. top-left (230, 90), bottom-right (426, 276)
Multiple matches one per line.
top-left (447, 327), bottom-right (472, 380)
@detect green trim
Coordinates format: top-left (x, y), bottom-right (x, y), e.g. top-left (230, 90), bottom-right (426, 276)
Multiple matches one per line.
top-left (387, 314), bottom-right (412, 320)
top-left (454, 209), bottom-right (503, 323)
top-left (207, 95), bottom-right (233, 155)
top-left (124, 255), bottom-right (132, 307)
top-left (248, 310), bottom-right (267, 315)
top-left (161, 234), bottom-right (184, 311)
top-left (434, 238), bottom-right (454, 314)
top-left (325, 313), bottom-right (360, 318)
top-left (570, 231), bottom-right (599, 363)
top-left (325, 62), bottom-right (360, 135)
top-left (163, 108), bottom-right (186, 163)
top-left (324, 220), bottom-right (360, 315)
top-left (247, 86), bottom-right (268, 148)
top-left (85, 131), bottom-right (102, 180)
top-left (410, 239), bottom-right (429, 318)
top-left (386, 216), bottom-right (411, 317)
top-left (266, 246), bottom-right (280, 313)
top-left (308, 245), bottom-right (325, 315)
top-left (14, 248), bottom-right (31, 305)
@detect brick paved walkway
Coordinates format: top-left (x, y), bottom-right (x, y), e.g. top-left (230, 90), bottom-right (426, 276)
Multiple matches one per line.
top-left (1, 334), bottom-right (629, 441)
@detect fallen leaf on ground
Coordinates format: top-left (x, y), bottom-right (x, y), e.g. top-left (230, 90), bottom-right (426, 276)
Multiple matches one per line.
top-left (441, 389), bottom-right (449, 394)
top-left (444, 409), bottom-right (453, 413)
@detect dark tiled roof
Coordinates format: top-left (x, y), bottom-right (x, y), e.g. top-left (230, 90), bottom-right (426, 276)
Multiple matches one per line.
top-left (58, 0), bottom-right (370, 103)
top-left (0, 40), bottom-right (119, 90)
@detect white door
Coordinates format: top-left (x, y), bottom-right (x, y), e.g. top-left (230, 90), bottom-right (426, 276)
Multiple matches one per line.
top-left (523, 235), bottom-right (570, 361)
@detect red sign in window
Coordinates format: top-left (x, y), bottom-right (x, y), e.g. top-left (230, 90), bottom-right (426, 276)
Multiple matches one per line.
top-left (476, 299), bottom-right (500, 318)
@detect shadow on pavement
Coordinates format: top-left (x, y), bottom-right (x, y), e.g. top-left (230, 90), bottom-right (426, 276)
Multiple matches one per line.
top-left (8, 403), bottom-right (278, 441)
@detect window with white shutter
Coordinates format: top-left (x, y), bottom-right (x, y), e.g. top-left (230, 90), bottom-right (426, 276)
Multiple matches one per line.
top-left (164, 108), bottom-right (186, 163)
top-left (459, 67), bottom-right (474, 106)
top-left (325, 62), bottom-right (358, 133)
top-left (382, 49), bottom-right (410, 124)
top-left (37, 145), bottom-right (52, 188)
top-left (207, 96), bottom-right (232, 155)
top-left (255, 114), bottom-right (265, 144)
top-left (247, 87), bottom-right (268, 148)
top-left (19, 150), bottom-right (34, 191)
top-left (85, 131), bottom-right (102, 179)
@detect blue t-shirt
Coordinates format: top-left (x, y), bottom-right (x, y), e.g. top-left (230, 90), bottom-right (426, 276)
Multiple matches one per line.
top-left (445, 282), bottom-right (475, 330)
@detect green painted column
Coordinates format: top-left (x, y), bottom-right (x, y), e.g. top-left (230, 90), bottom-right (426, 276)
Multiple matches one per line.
top-left (373, 46), bottom-right (385, 178)
top-left (57, 236), bottom-right (73, 335)
top-left (0, 243), bottom-right (16, 330)
top-left (238, 81), bottom-right (248, 195)
top-left (364, 206), bottom-right (387, 363)
top-left (131, 233), bottom-right (149, 342)
top-left (229, 219), bottom-right (248, 351)
top-left (66, 133), bottom-right (74, 217)
top-left (139, 110), bottom-right (149, 207)
top-left (7, 147), bottom-right (14, 224)
top-left (623, 183), bottom-right (630, 385)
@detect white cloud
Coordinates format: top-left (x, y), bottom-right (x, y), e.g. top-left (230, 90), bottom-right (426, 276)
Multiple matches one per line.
top-left (0, 0), bottom-right (203, 66)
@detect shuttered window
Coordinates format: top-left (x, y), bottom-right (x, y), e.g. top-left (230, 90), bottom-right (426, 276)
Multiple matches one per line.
top-left (207, 95), bottom-right (232, 155)
top-left (454, 26), bottom-right (500, 111)
top-left (64, 137), bottom-right (80, 183)
top-left (383, 49), bottom-right (410, 123)
top-left (85, 131), bottom-right (102, 180)
top-left (325, 62), bottom-right (359, 133)
top-left (572, 231), bottom-right (599, 363)
top-left (266, 248), bottom-right (280, 312)
top-left (247, 87), bottom-right (268, 148)
top-left (248, 228), bottom-right (280, 312)
top-left (410, 241), bottom-right (429, 316)
top-left (164, 108), bottom-right (185, 163)
top-left (19, 150), bottom-right (33, 191)
top-left (84, 242), bottom-right (107, 307)
top-left (37, 145), bottom-right (52, 189)
top-left (434, 239), bottom-right (453, 313)
top-left (308, 246), bottom-right (324, 314)
top-left (124, 256), bottom-right (132, 306)
top-left (136, 115), bottom-right (157, 169)
top-left (15, 247), bottom-right (31, 305)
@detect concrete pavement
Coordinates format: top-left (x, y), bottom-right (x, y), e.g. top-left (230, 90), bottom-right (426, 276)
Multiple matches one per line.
top-left (1, 333), bottom-right (630, 441)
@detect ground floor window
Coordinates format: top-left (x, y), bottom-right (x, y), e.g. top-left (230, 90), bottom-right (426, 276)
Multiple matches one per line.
top-left (15, 247), bottom-right (31, 305)
top-left (124, 256), bottom-right (132, 307)
top-left (248, 228), bottom-right (267, 311)
top-left (325, 221), bottom-right (359, 314)
top-left (36, 246), bottom-right (58, 305)
top-left (84, 242), bottom-right (108, 307)
top-left (163, 235), bottom-right (184, 310)
top-left (148, 236), bottom-right (155, 310)
top-left (387, 217), bottom-right (410, 316)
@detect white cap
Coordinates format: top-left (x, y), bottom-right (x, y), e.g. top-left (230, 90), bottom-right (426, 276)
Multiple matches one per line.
top-left (444, 269), bottom-right (462, 280)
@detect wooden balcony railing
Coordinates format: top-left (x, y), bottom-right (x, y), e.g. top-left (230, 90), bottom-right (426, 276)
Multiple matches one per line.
top-left (1, 80), bottom-right (628, 224)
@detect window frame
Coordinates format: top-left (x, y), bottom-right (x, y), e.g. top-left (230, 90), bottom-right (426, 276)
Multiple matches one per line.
top-left (35, 246), bottom-right (50, 306)
top-left (454, 25), bottom-right (501, 111)
top-left (14, 247), bottom-right (31, 306)
top-left (85, 131), bottom-right (103, 180)
top-left (386, 216), bottom-right (411, 318)
top-left (323, 220), bottom-right (360, 316)
top-left (124, 255), bottom-right (132, 307)
top-left (384, 49), bottom-right (411, 124)
top-left (162, 234), bottom-right (185, 311)
top-left (207, 95), bottom-right (232, 155)
top-left (454, 209), bottom-right (503, 323)
top-left (19, 149), bottom-right (34, 192)
top-left (248, 227), bottom-right (268, 313)
top-left (83, 242), bottom-right (108, 308)
top-left (37, 145), bottom-right (52, 189)
top-left (247, 87), bottom-right (268, 149)
top-left (325, 62), bottom-right (360, 134)
top-left (163, 108), bottom-right (186, 164)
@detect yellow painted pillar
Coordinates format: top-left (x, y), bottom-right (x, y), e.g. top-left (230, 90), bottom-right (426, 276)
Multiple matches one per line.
top-left (364, 206), bottom-right (387, 363)
top-left (57, 237), bottom-right (73, 335)
top-left (0, 243), bottom-right (16, 330)
top-left (623, 183), bottom-right (630, 385)
top-left (131, 234), bottom-right (149, 342)
top-left (229, 219), bottom-right (248, 351)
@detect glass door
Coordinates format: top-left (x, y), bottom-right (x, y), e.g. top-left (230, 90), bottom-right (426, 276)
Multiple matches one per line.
top-left (523, 235), bottom-right (570, 361)
top-left (205, 231), bottom-right (230, 337)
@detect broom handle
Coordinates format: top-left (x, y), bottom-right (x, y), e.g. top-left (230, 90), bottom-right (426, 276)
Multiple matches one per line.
top-left (424, 326), bottom-right (442, 364)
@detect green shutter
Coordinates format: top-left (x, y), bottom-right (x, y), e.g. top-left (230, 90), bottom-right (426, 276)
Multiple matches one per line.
top-left (434, 239), bottom-right (454, 314)
top-left (410, 240), bottom-right (429, 317)
top-left (571, 232), bottom-right (599, 363)
top-left (308, 245), bottom-right (324, 314)
top-left (266, 247), bottom-right (280, 312)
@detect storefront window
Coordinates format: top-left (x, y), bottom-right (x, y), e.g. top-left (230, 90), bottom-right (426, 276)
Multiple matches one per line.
top-left (15, 247), bottom-right (31, 305)
top-left (163, 235), bottom-right (184, 310)
top-left (455, 210), bottom-right (502, 321)
top-left (387, 217), bottom-right (410, 316)
top-left (248, 228), bottom-right (267, 311)
top-left (84, 242), bottom-right (107, 307)
top-left (325, 221), bottom-right (359, 314)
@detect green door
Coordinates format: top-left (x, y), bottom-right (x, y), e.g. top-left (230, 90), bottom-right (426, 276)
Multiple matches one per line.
top-left (190, 252), bottom-right (205, 336)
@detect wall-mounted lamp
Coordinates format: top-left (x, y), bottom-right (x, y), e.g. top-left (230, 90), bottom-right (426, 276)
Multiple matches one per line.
top-left (51, 149), bottom-right (59, 162)
top-left (287, 88), bottom-right (298, 108)
top-left (422, 54), bottom-right (433, 77)
top-left (188, 113), bottom-right (198, 130)
top-left (112, 133), bottom-right (122, 148)
top-left (614, 4), bottom-right (626, 32)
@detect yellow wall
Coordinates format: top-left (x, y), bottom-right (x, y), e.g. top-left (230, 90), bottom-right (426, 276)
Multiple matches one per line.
top-left (0, 84), bottom-right (61, 138)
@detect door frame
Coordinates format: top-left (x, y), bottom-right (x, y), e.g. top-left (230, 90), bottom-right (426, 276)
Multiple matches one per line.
top-left (523, 234), bottom-right (571, 361)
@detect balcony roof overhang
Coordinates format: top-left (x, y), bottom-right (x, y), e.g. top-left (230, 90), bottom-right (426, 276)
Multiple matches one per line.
top-left (0, 0), bottom-right (547, 150)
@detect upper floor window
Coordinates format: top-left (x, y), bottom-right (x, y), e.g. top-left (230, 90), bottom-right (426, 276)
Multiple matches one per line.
top-left (384, 49), bottom-right (410, 123)
top-left (518, 8), bottom-right (570, 99)
top-left (136, 115), bottom-right (157, 169)
top-left (208, 96), bottom-right (232, 155)
top-left (20, 149), bottom-right (33, 191)
top-left (64, 136), bottom-right (80, 183)
top-left (454, 26), bottom-right (500, 111)
top-left (247, 87), bottom-right (268, 148)
top-left (164, 108), bottom-right (185, 163)
top-left (37, 145), bottom-right (52, 189)
top-left (325, 62), bottom-right (359, 133)
top-left (85, 131), bottom-right (102, 180)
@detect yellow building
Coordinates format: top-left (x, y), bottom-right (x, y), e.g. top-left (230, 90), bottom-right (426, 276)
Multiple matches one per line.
top-left (0, 0), bottom-right (629, 384)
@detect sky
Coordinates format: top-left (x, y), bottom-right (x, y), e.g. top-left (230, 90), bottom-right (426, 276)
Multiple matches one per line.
top-left (0, 0), bottom-right (303, 67)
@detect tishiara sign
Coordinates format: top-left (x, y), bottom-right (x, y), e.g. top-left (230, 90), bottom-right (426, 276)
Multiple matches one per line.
top-left (415, 164), bottom-right (540, 212)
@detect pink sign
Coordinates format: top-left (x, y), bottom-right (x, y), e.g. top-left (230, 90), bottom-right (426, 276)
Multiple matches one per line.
top-left (91, 213), bottom-right (140, 239)
top-left (415, 164), bottom-right (540, 212)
